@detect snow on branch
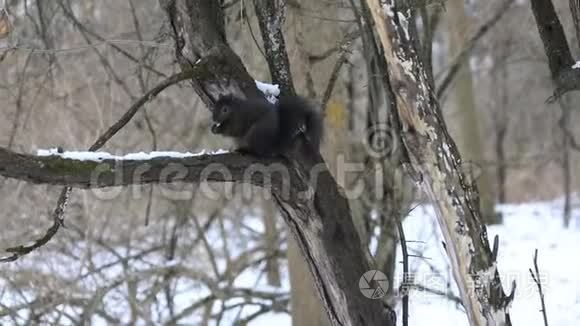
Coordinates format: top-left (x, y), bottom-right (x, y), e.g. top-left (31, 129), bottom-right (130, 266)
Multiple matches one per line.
top-left (37, 148), bottom-right (229, 161)
top-left (255, 80), bottom-right (280, 103)
top-left (0, 146), bottom-right (284, 189)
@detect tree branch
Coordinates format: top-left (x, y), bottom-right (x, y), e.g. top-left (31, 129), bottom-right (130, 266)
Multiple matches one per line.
top-left (529, 249), bottom-right (549, 326)
top-left (252, 0), bottom-right (295, 95)
top-left (530, 0), bottom-right (580, 102)
top-left (530, 0), bottom-right (574, 77)
top-left (322, 42), bottom-right (353, 111)
top-left (396, 220), bottom-right (409, 326)
top-left (0, 148), bottom-right (268, 188)
top-left (570, 0), bottom-right (580, 49)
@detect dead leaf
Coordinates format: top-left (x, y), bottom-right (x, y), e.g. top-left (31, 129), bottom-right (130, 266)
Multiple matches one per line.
top-left (0, 9), bottom-right (12, 40)
top-left (326, 100), bottom-right (347, 129)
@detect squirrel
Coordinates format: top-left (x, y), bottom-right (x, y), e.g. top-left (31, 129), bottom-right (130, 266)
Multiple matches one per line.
top-left (211, 94), bottom-right (323, 156)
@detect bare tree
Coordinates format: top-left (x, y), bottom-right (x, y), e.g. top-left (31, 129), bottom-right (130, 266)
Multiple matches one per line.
top-left (5, 0), bottom-right (566, 325)
top-left (365, 0), bottom-right (514, 325)
top-left (0, 0), bottom-right (394, 324)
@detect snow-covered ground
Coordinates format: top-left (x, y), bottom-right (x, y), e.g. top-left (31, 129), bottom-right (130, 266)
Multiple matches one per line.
top-left (3, 200), bottom-right (579, 325)
top-left (248, 200), bottom-right (580, 325)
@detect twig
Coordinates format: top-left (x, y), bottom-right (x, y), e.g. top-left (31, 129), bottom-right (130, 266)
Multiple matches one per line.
top-left (128, 0), bottom-right (158, 226)
top-left (322, 42), bottom-right (353, 111)
top-left (529, 249), bottom-right (549, 326)
top-left (57, 0), bottom-right (166, 78)
top-left (396, 219), bottom-right (409, 326)
top-left (308, 30), bottom-right (360, 63)
top-left (410, 283), bottom-right (463, 305)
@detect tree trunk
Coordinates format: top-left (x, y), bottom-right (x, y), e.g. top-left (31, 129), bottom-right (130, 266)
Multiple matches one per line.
top-left (559, 97), bottom-right (572, 228)
top-left (365, 1), bottom-right (514, 324)
top-left (263, 198), bottom-right (282, 287)
top-left (495, 125), bottom-right (507, 204)
top-left (492, 47), bottom-right (509, 204)
top-left (288, 238), bottom-right (331, 326)
top-left (445, 0), bottom-right (499, 224)
top-left (283, 1), bottom-right (354, 324)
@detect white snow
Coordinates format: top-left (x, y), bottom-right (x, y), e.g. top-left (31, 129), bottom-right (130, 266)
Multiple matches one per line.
top-left (255, 80), bottom-right (280, 104)
top-left (397, 12), bottom-right (410, 40)
top-left (3, 192), bottom-right (580, 324)
top-left (573, 61), bottom-right (580, 69)
top-left (253, 200), bottom-right (580, 325)
top-left (36, 148), bottom-right (230, 161)
top-left (383, 4), bottom-right (395, 18)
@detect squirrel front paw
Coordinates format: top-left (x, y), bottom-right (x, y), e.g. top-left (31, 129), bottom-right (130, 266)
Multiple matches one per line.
top-left (234, 147), bottom-right (253, 155)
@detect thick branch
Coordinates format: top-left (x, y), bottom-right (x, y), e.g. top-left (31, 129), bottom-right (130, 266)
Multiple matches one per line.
top-left (252, 0), bottom-right (296, 95)
top-left (571, 0), bottom-right (580, 49)
top-left (0, 148), bottom-right (268, 188)
top-left (530, 0), bottom-right (574, 78)
top-left (162, 0), bottom-right (261, 102)
top-left (530, 0), bottom-right (580, 102)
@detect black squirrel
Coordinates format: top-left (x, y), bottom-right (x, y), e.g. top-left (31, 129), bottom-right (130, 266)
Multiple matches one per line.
top-left (211, 94), bottom-right (323, 156)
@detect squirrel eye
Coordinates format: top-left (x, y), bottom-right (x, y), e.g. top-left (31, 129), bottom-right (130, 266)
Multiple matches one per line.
top-left (222, 106), bottom-right (229, 114)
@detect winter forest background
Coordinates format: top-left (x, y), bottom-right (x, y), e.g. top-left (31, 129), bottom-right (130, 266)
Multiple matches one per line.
top-left (0, 0), bottom-right (580, 325)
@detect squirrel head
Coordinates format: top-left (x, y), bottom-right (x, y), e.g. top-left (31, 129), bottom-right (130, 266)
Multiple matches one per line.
top-left (211, 95), bottom-right (236, 134)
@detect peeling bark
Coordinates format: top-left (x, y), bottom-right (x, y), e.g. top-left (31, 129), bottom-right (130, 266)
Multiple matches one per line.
top-left (365, 1), bottom-right (514, 325)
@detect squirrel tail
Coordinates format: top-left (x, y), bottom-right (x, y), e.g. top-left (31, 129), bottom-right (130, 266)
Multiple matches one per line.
top-left (277, 96), bottom-right (324, 151)
top-left (304, 103), bottom-right (323, 150)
